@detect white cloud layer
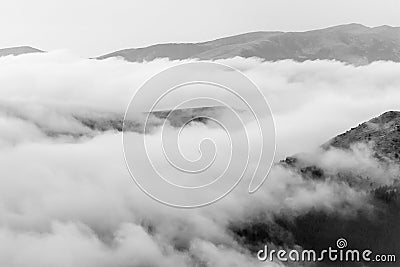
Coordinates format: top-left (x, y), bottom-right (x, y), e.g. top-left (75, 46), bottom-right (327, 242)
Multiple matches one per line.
top-left (0, 52), bottom-right (399, 266)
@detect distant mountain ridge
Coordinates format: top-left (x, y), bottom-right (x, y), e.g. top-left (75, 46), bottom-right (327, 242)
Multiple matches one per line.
top-left (2, 24), bottom-right (400, 64)
top-left (97, 23), bottom-right (400, 64)
top-left (0, 46), bottom-right (43, 57)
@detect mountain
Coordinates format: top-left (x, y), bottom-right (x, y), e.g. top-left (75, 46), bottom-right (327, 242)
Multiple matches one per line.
top-left (282, 111), bottom-right (400, 166)
top-left (233, 111), bottom-right (400, 263)
top-left (0, 46), bottom-right (43, 57)
top-left (75, 106), bottom-right (228, 135)
top-left (97, 23), bottom-right (400, 64)
top-left (324, 111), bottom-right (400, 161)
top-left (2, 24), bottom-right (400, 64)
top-left (0, 106), bottom-right (227, 137)
top-left (282, 111), bottom-right (400, 190)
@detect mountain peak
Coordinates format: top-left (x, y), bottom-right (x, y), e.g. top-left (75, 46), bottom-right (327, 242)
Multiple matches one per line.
top-left (322, 23), bottom-right (369, 32)
top-left (325, 111), bottom-right (400, 160)
top-left (370, 111), bottom-right (400, 124)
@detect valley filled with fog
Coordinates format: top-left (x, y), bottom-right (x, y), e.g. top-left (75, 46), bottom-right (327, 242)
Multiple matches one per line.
top-left (0, 52), bottom-right (399, 266)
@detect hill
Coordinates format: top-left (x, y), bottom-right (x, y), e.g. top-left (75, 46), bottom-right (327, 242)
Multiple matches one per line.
top-left (97, 24), bottom-right (400, 64)
top-left (325, 111), bottom-right (400, 161)
top-left (0, 46), bottom-right (43, 57)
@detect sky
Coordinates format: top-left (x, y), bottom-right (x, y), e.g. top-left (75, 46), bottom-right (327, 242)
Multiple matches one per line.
top-left (1, 0), bottom-right (400, 57)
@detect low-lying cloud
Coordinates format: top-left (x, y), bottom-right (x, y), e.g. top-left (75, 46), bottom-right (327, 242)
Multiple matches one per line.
top-left (0, 52), bottom-right (399, 266)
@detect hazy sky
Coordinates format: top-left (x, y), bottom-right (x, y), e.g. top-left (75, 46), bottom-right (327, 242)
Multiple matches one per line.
top-left (1, 0), bottom-right (399, 57)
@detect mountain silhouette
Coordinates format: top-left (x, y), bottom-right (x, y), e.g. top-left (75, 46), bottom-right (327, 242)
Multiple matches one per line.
top-left (0, 46), bottom-right (43, 57)
top-left (3, 24), bottom-right (400, 65)
top-left (97, 24), bottom-right (400, 65)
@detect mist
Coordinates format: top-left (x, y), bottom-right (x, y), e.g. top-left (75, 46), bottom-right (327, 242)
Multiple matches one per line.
top-left (0, 52), bottom-right (399, 266)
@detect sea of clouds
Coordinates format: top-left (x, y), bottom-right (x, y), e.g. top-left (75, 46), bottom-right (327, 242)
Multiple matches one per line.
top-left (0, 51), bottom-right (399, 266)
